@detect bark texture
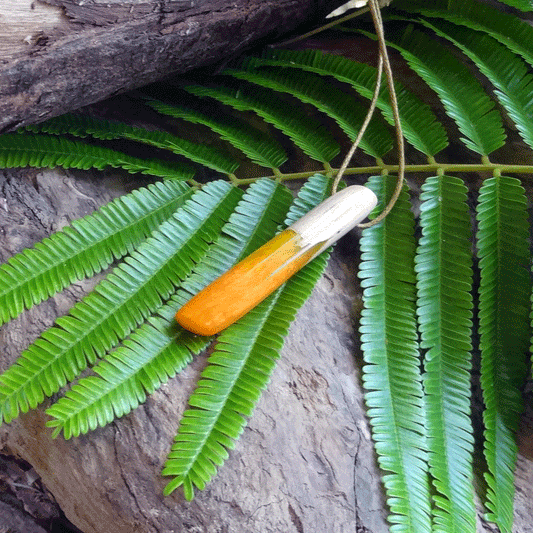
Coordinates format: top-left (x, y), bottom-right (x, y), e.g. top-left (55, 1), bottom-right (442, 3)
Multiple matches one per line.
top-left (0, 167), bottom-right (390, 533)
top-left (0, 0), bottom-right (344, 134)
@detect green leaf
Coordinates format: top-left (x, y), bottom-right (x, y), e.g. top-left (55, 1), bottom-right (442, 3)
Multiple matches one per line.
top-left (144, 99), bottom-right (288, 170)
top-left (27, 114), bottom-right (239, 175)
top-left (384, 26), bottom-right (506, 156)
top-left (493, 0), bottom-right (533, 11)
top-left (394, 0), bottom-right (533, 68)
top-left (185, 83), bottom-right (340, 164)
top-left (0, 180), bottom-right (193, 326)
top-left (45, 178), bottom-right (295, 437)
top-left (256, 48), bottom-right (448, 157)
top-left (476, 176), bottom-right (531, 533)
top-left (228, 64), bottom-right (393, 159)
top-left (162, 287), bottom-right (285, 497)
top-left (415, 176), bottom-right (475, 533)
top-left (359, 175), bottom-right (431, 533)
top-left (422, 19), bottom-right (533, 152)
top-left (0, 132), bottom-right (195, 179)
top-left (283, 173), bottom-right (337, 223)
top-left (0, 181), bottom-right (241, 425)
top-left (45, 320), bottom-right (211, 439)
top-left (162, 174), bottom-right (333, 499)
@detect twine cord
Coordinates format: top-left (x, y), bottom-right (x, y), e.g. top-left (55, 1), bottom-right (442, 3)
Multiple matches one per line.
top-left (332, 0), bottom-right (405, 228)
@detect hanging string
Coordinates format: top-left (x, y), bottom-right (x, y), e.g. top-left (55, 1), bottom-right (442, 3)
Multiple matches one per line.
top-left (331, 53), bottom-right (383, 195)
top-left (332, 0), bottom-right (405, 228)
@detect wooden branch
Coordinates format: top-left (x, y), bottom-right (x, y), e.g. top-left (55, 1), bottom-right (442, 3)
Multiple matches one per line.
top-left (0, 0), bottom-right (344, 133)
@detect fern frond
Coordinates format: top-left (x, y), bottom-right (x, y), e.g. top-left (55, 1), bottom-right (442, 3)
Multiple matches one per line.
top-left (385, 26), bottom-right (506, 156)
top-left (359, 175), bottom-right (431, 533)
top-left (415, 176), bottom-right (475, 533)
top-left (0, 182), bottom-right (241, 425)
top-left (283, 173), bottom-right (337, 223)
top-left (27, 114), bottom-right (238, 175)
top-left (161, 287), bottom-right (289, 499)
top-left (0, 133), bottom-right (195, 179)
top-left (45, 178), bottom-right (294, 437)
top-left (476, 176), bottom-right (531, 533)
top-left (257, 48), bottom-right (448, 157)
top-left (175, 179), bottom-right (295, 299)
top-left (45, 319), bottom-right (211, 439)
top-left (162, 174), bottom-right (333, 499)
top-left (144, 99), bottom-right (288, 170)
top-left (494, 0), bottom-right (533, 11)
top-left (229, 64), bottom-right (393, 159)
top-left (423, 20), bottom-right (533, 153)
top-left (185, 83), bottom-right (340, 164)
top-left (0, 180), bottom-right (193, 326)
top-left (24, 113), bottom-right (120, 140)
top-left (394, 0), bottom-right (533, 68)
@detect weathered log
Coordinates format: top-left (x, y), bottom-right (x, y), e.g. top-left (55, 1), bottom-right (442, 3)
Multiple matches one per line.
top-left (0, 0), bottom-right (344, 134)
top-left (1, 165), bottom-right (533, 533)
top-left (0, 166), bottom-right (391, 533)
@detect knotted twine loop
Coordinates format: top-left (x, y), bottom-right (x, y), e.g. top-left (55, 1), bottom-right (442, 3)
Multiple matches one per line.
top-left (331, 0), bottom-right (405, 229)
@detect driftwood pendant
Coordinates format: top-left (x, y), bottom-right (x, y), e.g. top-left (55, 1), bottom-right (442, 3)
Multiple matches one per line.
top-left (176, 185), bottom-right (378, 335)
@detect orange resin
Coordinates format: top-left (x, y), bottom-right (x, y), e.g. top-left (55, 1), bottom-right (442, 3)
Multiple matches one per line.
top-left (176, 229), bottom-right (320, 335)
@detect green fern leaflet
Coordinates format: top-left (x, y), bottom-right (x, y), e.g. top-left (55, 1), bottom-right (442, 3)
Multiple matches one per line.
top-left (416, 176), bottom-right (475, 533)
top-left (360, 175), bottom-right (431, 533)
top-left (476, 176), bottom-right (531, 533)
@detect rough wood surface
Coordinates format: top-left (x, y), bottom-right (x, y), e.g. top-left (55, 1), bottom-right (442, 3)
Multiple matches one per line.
top-left (1, 166), bottom-right (532, 532)
top-left (0, 166), bottom-right (390, 533)
top-left (0, 0), bottom-right (344, 134)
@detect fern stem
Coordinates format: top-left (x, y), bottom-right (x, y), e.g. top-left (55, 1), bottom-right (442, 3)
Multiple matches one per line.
top-left (227, 173), bottom-right (239, 186)
top-left (350, 162), bottom-right (533, 175)
top-left (235, 162), bottom-right (533, 185)
top-left (277, 4), bottom-right (373, 46)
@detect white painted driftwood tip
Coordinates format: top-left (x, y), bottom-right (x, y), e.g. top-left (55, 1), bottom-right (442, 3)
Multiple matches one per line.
top-left (290, 185), bottom-right (378, 250)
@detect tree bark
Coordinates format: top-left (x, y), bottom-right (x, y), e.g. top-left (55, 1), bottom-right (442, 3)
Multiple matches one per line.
top-left (1, 166), bottom-right (533, 533)
top-left (0, 166), bottom-right (391, 533)
top-left (0, 0), bottom-right (344, 134)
